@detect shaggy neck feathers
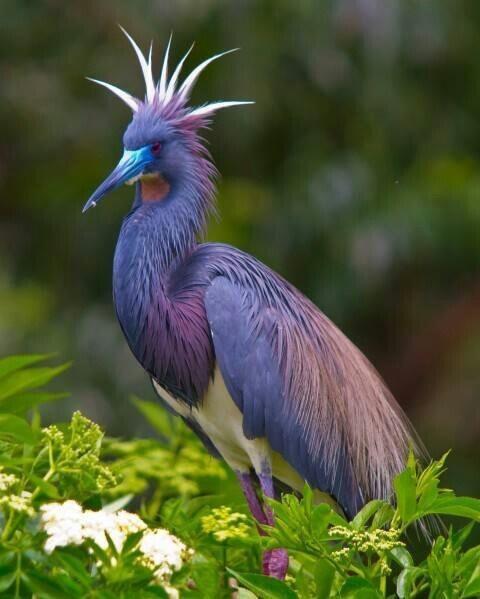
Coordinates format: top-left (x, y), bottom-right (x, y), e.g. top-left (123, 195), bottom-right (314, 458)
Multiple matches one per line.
top-left (113, 152), bottom-right (216, 403)
top-left (126, 148), bottom-right (216, 269)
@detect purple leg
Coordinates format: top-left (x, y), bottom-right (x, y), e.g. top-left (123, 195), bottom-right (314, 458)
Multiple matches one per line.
top-left (258, 472), bottom-right (275, 525)
top-left (236, 469), bottom-right (289, 580)
top-left (258, 468), bottom-right (289, 580)
top-left (236, 471), bottom-right (268, 527)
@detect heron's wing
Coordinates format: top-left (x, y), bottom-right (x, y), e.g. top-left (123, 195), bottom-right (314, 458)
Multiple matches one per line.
top-left (204, 276), bottom-right (364, 517)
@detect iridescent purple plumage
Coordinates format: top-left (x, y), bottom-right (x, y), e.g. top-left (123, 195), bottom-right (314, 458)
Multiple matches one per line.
top-left (85, 31), bottom-right (425, 580)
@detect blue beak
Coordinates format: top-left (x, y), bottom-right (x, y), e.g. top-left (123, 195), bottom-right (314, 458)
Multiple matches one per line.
top-left (83, 148), bottom-right (152, 213)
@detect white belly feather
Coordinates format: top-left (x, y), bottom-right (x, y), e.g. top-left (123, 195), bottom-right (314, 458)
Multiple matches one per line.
top-left (152, 367), bottom-right (306, 492)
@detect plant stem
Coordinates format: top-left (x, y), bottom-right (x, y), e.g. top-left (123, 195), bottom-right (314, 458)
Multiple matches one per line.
top-left (30, 466), bottom-right (55, 501)
top-left (380, 574), bottom-right (386, 596)
top-left (1, 510), bottom-right (15, 541)
top-left (14, 552), bottom-right (21, 598)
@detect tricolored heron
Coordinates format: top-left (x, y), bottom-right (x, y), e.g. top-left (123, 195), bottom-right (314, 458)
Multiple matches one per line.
top-left (84, 30), bottom-right (422, 579)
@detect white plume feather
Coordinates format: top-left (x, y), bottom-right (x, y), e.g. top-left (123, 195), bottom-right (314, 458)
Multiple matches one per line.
top-left (178, 49), bottom-right (239, 101)
top-left (120, 26), bottom-right (155, 102)
top-left (189, 100), bottom-right (254, 117)
top-left (158, 33), bottom-right (172, 99)
top-left (164, 43), bottom-right (194, 103)
top-left (86, 78), bottom-right (139, 112)
top-left (88, 30), bottom-right (252, 121)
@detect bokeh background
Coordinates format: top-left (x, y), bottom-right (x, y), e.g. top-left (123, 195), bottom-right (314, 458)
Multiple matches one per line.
top-left (0, 1), bottom-right (478, 496)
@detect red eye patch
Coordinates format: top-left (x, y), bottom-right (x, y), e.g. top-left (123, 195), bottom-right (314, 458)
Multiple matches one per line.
top-left (151, 142), bottom-right (162, 156)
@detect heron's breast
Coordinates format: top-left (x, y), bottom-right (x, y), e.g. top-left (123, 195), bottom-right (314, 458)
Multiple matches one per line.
top-left (152, 368), bottom-right (312, 494)
top-left (153, 368), bottom-right (255, 470)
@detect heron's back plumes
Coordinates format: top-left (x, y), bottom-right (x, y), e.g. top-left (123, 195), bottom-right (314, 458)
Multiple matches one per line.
top-left (202, 246), bottom-right (421, 511)
top-left (277, 293), bottom-right (422, 505)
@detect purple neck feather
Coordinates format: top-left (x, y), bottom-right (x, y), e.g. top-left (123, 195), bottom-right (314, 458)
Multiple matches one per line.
top-left (125, 147), bottom-right (216, 270)
top-left (112, 149), bottom-right (216, 402)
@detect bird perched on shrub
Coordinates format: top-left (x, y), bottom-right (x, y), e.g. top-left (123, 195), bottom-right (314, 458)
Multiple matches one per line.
top-left (84, 30), bottom-right (423, 579)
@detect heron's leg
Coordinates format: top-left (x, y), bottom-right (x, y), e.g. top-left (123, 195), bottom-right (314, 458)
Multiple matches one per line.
top-left (236, 469), bottom-right (288, 578)
top-left (257, 464), bottom-right (289, 580)
top-left (235, 470), bottom-right (268, 526)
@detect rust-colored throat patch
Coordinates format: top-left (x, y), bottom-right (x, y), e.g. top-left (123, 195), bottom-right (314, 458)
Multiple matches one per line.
top-left (140, 174), bottom-right (170, 202)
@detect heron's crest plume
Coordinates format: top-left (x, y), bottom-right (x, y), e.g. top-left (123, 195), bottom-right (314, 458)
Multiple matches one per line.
top-left (88, 27), bottom-right (253, 121)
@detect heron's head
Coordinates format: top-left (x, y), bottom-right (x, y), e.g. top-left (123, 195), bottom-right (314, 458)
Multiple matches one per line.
top-left (83, 29), bottom-right (252, 213)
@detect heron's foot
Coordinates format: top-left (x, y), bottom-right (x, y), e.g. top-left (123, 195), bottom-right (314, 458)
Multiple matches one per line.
top-left (262, 548), bottom-right (289, 579)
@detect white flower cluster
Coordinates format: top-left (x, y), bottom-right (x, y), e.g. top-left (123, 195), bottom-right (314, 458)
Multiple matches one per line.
top-left (0, 491), bottom-right (34, 516)
top-left (40, 500), bottom-right (191, 593)
top-left (40, 500), bottom-right (146, 554)
top-left (140, 528), bottom-right (189, 583)
top-left (0, 471), bottom-right (18, 492)
top-left (0, 469), bottom-right (35, 517)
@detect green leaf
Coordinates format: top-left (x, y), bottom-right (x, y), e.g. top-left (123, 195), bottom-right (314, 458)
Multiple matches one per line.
top-left (313, 559), bottom-right (336, 597)
top-left (352, 500), bottom-right (385, 529)
top-left (23, 570), bottom-right (82, 599)
top-left (371, 503), bottom-right (394, 529)
top-left (463, 566), bottom-right (480, 598)
top-left (104, 530), bottom-right (120, 557)
top-left (138, 587), bottom-right (169, 598)
top-left (84, 538), bottom-right (109, 565)
top-left (29, 474), bottom-right (60, 498)
top-left (131, 396), bottom-right (175, 439)
top-left (394, 468), bottom-right (417, 524)
top-left (301, 484), bottom-right (314, 515)
top-left (396, 567), bottom-right (422, 599)
top-left (417, 481), bottom-right (439, 512)
top-left (0, 414), bottom-right (35, 444)
top-left (122, 530), bottom-right (144, 554)
top-left (294, 564), bottom-right (314, 597)
top-left (0, 363), bottom-right (70, 401)
top-left (458, 545), bottom-right (480, 575)
top-left (0, 552), bottom-right (15, 568)
top-left (310, 503), bottom-right (333, 534)
top-left (53, 552), bottom-right (91, 589)
top-left (0, 392), bottom-right (68, 414)
top-left (0, 354), bottom-right (54, 380)
top-left (452, 521), bottom-right (475, 549)
top-left (127, 587), bottom-right (169, 599)
top-left (390, 547), bottom-right (413, 569)
top-left (227, 569), bottom-right (297, 599)
top-left (340, 577), bottom-right (382, 598)
top-left (238, 589), bottom-right (259, 599)
top-left (426, 496), bottom-right (480, 521)
top-left (0, 571), bottom-right (16, 592)
top-left (190, 557), bottom-right (221, 597)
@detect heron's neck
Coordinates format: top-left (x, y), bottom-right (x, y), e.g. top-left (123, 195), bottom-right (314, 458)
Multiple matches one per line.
top-left (113, 169), bottom-right (215, 402)
top-left (114, 164), bottom-right (215, 314)
top-left (128, 187), bottom-right (201, 273)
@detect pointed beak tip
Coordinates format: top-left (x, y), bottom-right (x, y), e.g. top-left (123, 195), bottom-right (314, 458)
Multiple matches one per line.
top-left (82, 199), bottom-right (97, 214)
top-left (82, 147), bottom-right (151, 215)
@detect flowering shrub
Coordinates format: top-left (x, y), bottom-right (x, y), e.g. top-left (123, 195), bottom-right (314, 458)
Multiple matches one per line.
top-left (39, 500), bottom-right (191, 597)
top-left (201, 506), bottom-right (250, 542)
top-left (0, 354), bottom-right (478, 598)
top-left (40, 501), bottom-right (146, 553)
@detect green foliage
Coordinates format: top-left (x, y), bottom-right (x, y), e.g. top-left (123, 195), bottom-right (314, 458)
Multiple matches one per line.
top-left (257, 454), bottom-right (480, 598)
top-left (0, 356), bottom-right (478, 598)
top-left (0, 355), bottom-right (69, 417)
top-left (103, 396), bottom-right (229, 515)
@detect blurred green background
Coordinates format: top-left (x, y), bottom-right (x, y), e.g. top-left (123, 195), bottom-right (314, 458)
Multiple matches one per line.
top-left (0, 1), bottom-right (478, 496)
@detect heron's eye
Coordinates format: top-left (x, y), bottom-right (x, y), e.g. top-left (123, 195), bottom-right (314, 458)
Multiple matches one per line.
top-left (151, 142), bottom-right (162, 156)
